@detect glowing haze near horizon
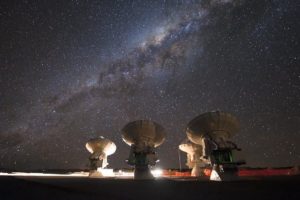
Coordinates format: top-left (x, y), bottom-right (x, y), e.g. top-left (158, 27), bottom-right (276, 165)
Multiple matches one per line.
top-left (0, 0), bottom-right (299, 170)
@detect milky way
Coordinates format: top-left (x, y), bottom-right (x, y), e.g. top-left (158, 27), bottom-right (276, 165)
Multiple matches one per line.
top-left (0, 0), bottom-right (299, 170)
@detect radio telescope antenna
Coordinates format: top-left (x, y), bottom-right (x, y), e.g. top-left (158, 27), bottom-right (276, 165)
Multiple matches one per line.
top-left (186, 111), bottom-right (245, 181)
top-left (86, 137), bottom-right (116, 177)
top-left (122, 120), bottom-right (166, 179)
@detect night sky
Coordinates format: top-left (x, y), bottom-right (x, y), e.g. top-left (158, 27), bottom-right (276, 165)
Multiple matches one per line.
top-left (0, 0), bottom-right (299, 170)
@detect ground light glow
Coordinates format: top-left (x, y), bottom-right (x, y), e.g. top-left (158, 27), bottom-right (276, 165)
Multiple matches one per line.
top-left (0, 172), bottom-right (88, 177)
top-left (151, 168), bottom-right (163, 177)
top-left (0, 168), bottom-right (163, 178)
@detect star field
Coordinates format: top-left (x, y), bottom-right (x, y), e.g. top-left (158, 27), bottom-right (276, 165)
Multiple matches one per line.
top-left (0, 0), bottom-right (299, 170)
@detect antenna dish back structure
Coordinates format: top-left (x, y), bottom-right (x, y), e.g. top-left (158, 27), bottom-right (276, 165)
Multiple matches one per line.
top-left (185, 111), bottom-right (245, 181)
top-left (86, 137), bottom-right (116, 176)
top-left (186, 111), bottom-right (239, 148)
top-left (122, 120), bottom-right (166, 179)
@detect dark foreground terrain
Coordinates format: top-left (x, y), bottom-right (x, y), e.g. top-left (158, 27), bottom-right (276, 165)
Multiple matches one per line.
top-left (0, 176), bottom-right (299, 200)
